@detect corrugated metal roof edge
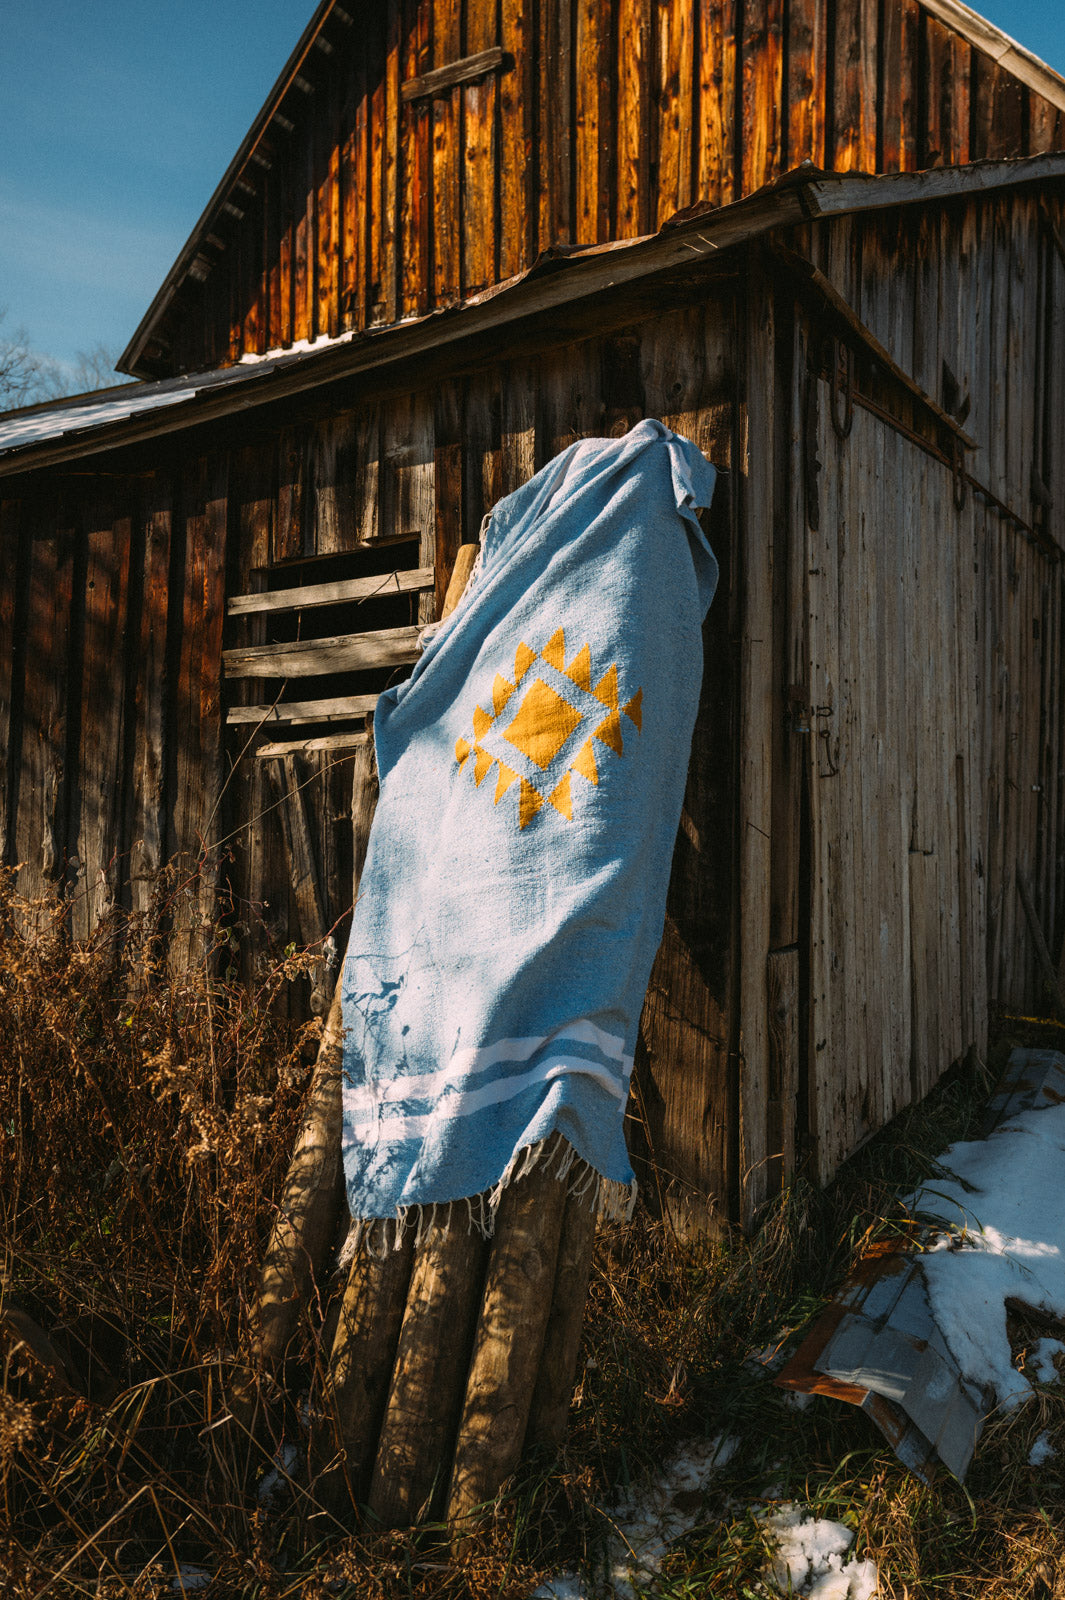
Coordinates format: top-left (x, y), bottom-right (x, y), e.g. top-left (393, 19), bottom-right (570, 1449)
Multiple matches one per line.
top-left (8, 152), bottom-right (1065, 481)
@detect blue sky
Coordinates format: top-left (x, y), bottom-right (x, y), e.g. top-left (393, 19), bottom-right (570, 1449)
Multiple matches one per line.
top-left (2, 1), bottom-right (1065, 383)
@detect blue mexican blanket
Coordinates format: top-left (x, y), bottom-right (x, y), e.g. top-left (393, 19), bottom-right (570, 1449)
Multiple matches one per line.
top-left (340, 419), bottom-right (718, 1238)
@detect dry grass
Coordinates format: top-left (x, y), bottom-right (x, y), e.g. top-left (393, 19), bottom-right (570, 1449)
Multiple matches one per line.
top-left (1, 876), bottom-right (1063, 1597)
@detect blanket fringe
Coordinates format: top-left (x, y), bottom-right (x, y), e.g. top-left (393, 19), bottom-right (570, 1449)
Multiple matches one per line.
top-left (337, 1132), bottom-right (636, 1267)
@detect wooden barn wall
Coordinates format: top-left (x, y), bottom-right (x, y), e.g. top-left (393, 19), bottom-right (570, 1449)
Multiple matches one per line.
top-left (5, 190), bottom-right (1064, 1225)
top-left (154, 0), bottom-right (1065, 377)
top-left (756, 193), bottom-right (1065, 1193)
top-left (0, 301), bottom-right (743, 1221)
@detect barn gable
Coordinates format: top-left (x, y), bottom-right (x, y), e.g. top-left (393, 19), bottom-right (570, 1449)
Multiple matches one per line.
top-left (120, 0), bottom-right (1065, 382)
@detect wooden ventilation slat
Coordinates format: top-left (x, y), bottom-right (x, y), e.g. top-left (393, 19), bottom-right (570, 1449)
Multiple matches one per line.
top-left (228, 565), bottom-right (434, 616)
top-left (257, 730), bottom-right (371, 758)
top-left (222, 625), bottom-right (421, 679)
top-left (400, 46), bottom-right (507, 102)
top-left (227, 692), bottom-right (380, 727)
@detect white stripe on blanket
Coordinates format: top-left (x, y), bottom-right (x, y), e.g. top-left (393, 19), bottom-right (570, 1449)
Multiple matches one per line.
top-left (344, 1056), bottom-right (629, 1143)
top-left (343, 1018), bottom-right (629, 1118)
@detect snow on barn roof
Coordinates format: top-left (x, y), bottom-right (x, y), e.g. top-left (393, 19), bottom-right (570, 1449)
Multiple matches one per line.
top-left (5, 153), bottom-right (1065, 479)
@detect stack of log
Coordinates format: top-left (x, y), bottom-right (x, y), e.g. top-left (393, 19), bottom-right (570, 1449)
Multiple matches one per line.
top-left (235, 547), bottom-right (600, 1535)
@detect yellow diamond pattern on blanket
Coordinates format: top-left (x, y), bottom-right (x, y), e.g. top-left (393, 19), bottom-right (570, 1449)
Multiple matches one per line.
top-left (456, 629), bottom-right (643, 828)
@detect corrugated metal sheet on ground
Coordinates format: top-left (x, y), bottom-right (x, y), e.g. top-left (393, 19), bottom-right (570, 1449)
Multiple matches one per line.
top-left (776, 1048), bottom-right (1065, 1481)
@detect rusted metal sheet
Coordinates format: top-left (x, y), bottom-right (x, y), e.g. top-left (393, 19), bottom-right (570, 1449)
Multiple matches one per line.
top-left (777, 1050), bottom-right (1065, 1481)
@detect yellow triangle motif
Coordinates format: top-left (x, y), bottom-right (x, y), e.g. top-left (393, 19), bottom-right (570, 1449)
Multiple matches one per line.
top-left (519, 779), bottom-right (544, 829)
top-left (494, 762), bottom-right (520, 804)
top-left (622, 688), bottom-right (643, 730)
top-left (472, 704), bottom-right (493, 740)
top-left (456, 736), bottom-right (471, 769)
top-left (564, 642), bottom-right (592, 691)
top-left (473, 746), bottom-right (493, 786)
top-left (593, 711), bottom-right (624, 756)
top-left (572, 738), bottom-right (599, 786)
top-left (592, 663), bottom-right (619, 712)
top-left (541, 627), bottom-right (566, 671)
top-left (514, 641), bottom-right (536, 683)
top-left (492, 673), bottom-right (516, 716)
top-left (547, 771), bottom-right (572, 819)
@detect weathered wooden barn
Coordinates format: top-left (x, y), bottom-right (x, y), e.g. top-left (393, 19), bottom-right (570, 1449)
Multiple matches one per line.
top-left (2, 0), bottom-right (1065, 1230)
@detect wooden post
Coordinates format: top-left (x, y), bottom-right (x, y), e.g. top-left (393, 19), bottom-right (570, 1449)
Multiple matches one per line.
top-left (524, 1186), bottom-right (598, 1451)
top-left (367, 1217), bottom-right (489, 1526)
top-left (446, 1156), bottom-right (569, 1537)
top-left (313, 1227), bottom-right (416, 1510)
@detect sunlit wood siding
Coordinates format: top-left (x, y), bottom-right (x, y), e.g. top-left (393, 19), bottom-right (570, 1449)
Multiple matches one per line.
top-left (132, 0), bottom-right (1065, 378)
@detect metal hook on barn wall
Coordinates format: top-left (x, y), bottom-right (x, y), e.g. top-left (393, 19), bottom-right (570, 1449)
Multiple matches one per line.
top-left (829, 337), bottom-right (855, 441)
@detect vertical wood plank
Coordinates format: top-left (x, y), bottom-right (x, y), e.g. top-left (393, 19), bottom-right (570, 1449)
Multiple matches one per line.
top-left (353, 402), bottom-right (382, 545)
top-left (741, 0), bottom-right (784, 195)
top-left (278, 141), bottom-right (295, 348)
top-left (367, 5), bottom-right (388, 322)
top-left (71, 495), bottom-right (132, 939)
top-left (432, 0), bottom-right (462, 305)
top-left (766, 948), bottom-right (798, 1193)
top-left (294, 132), bottom-right (315, 343)
top-left (130, 480), bottom-right (172, 922)
top-left (738, 247), bottom-right (775, 1221)
top-left (616, 0), bottom-right (651, 237)
top-left (921, 15), bottom-right (970, 168)
top-left (0, 500), bottom-right (26, 865)
top-left (276, 427), bottom-right (307, 561)
top-left (879, 0), bottom-right (919, 172)
top-left (787, 0), bottom-right (828, 170)
top-left (500, 0), bottom-right (535, 272)
top-left (434, 377), bottom-right (465, 616)
top-left (400, 0), bottom-right (432, 316)
top-left (696, 0), bottom-right (735, 207)
top-left (15, 508), bottom-right (74, 905)
top-left (832, 0), bottom-right (878, 173)
top-left (464, 0), bottom-right (500, 293)
top-left (344, 49), bottom-right (370, 330)
top-left (167, 456), bottom-right (228, 974)
top-left (575, 0), bottom-right (610, 245)
top-left (654, 0), bottom-right (694, 228)
top-left (310, 413), bottom-right (357, 556)
top-left (317, 68), bottom-right (342, 341)
top-left (383, 0), bottom-right (401, 324)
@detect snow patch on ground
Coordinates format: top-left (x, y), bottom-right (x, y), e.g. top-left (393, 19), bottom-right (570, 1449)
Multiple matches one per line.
top-left (532, 1436), bottom-right (737, 1600)
top-left (257, 1441), bottom-right (299, 1506)
top-left (169, 1568), bottom-right (212, 1593)
top-left (904, 1101), bottom-right (1065, 1411)
top-left (1029, 1431), bottom-right (1057, 1466)
top-left (1027, 1337), bottom-right (1065, 1384)
top-left (758, 1505), bottom-right (879, 1599)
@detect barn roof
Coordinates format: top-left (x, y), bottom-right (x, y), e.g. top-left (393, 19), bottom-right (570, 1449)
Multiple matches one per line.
top-left (116, 0), bottom-right (1065, 382)
top-left (7, 151), bottom-right (1065, 481)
